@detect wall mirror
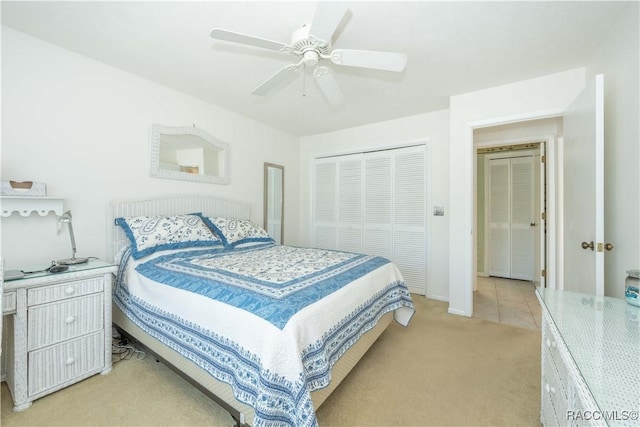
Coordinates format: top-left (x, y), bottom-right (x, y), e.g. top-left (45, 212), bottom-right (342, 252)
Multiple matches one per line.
top-left (264, 163), bottom-right (284, 244)
top-left (150, 124), bottom-right (230, 185)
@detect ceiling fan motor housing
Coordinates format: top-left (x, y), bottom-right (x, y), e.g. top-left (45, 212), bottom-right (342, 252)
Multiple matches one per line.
top-left (291, 24), bottom-right (330, 67)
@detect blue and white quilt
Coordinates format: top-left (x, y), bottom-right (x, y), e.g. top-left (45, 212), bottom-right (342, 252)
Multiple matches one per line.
top-left (113, 243), bottom-right (415, 427)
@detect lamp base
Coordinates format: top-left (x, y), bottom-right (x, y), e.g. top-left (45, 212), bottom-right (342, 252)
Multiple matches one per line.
top-left (57, 257), bottom-right (89, 265)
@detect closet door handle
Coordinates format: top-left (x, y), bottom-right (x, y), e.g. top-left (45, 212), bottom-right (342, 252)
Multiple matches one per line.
top-left (530, 222), bottom-right (536, 227)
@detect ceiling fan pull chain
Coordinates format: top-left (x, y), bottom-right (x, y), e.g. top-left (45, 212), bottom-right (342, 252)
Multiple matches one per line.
top-left (302, 63), bottom-right (307, 98)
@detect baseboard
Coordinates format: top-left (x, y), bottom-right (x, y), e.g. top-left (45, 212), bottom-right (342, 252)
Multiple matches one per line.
top-left (426, 293), bottom-right (448, 303)
top-left (448, 307), bottom-right (471, 317)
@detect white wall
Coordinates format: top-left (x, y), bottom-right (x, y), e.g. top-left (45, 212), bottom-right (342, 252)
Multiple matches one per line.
top-left (448, 68), bottom-right (586, 316)
top-left (1, 27), bottom-right (299, 271)
top-left (584, 2), bottom-right (639, 298)
top-left (298, 110), bottom-right (450, 301)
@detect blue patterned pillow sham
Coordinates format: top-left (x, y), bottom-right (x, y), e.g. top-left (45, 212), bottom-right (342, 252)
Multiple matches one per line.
top-left (201, 216), bottom-right (274, 249)
top-left (115, 214), bottom-right (222, 259)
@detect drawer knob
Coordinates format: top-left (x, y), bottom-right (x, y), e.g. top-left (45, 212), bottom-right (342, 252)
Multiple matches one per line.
top-left (66, 357), bottom-right (75, 365)
top-left (545, 383), bottom-right (556, 394)
top-left (65, 316), bottom-right (76, 324)
top-left (65, 287), bottom-right (75, 295)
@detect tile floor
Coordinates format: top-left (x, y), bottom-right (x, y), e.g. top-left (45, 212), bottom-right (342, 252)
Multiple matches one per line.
top-left (473, 276), bottom-right (542, 331)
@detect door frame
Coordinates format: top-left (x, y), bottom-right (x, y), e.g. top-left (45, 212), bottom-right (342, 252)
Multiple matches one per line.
top-left (463, 109), bottom-right (564, 317)
top-left (474, 133), bottom-right (559, 289)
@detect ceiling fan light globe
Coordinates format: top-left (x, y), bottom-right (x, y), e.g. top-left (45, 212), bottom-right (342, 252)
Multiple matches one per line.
top-left (303, 50), bottom-right (319, 67)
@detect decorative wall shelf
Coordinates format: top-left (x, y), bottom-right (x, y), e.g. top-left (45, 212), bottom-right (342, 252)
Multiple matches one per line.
top-left (0, 197), bottom-right (64, 217)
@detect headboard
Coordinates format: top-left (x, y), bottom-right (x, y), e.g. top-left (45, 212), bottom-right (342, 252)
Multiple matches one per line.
top-left (106, 194), bottom-right (251, 262)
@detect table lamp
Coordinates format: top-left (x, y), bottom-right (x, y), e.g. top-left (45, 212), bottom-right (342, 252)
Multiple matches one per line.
top-left (57, 210), bottom-right (88, 265)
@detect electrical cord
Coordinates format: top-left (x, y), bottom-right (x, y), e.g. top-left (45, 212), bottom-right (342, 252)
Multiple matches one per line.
top-left (111, 334), bottom-right (146, 363)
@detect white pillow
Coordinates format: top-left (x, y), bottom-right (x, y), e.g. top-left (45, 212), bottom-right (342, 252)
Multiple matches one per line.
top-left (203, 217), bottom-right (274, 249)
top-left (115, 214), bottom-right (222, 259)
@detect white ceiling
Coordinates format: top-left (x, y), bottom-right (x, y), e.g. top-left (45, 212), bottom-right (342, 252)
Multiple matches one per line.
top-left (1, 1), bottom-right (627, 137)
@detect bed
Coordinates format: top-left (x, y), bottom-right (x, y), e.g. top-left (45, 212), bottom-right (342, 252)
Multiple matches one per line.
top-left (107, 195), bottom-right (415, 427)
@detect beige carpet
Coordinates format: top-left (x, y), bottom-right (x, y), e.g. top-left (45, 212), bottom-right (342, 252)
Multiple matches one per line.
top-left (1, 297), bottom-right (541, 427)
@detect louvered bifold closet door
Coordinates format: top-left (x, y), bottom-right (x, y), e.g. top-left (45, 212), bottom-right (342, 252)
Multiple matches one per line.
top-left (337, 155), bottom-right (363, 253)
top-left (363, 152), bottom-right (393, 259)
top-left (313, 145), bottom-right (427, 295)
top-left (510, 157), bottom-right (534, 281)
top-left (392, 146), bottom-right (426, 293)
top-left (489, 159), bottom-right (510, 278)
top-left (314, 159), bottom-right (338, 250)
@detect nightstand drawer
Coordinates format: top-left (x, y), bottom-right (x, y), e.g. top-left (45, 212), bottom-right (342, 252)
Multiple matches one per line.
top-left (28, 330), bottom-right (104, 397)
top-left (28, 293), bottom-right (104, 350)
top-left (27, 276), bottom-right (104, 306)
top-left (3, 291), bottom-right (17, 314)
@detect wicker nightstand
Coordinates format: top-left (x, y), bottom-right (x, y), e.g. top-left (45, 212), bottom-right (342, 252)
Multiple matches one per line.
top-left (2, 260), bottom-right (116, 411)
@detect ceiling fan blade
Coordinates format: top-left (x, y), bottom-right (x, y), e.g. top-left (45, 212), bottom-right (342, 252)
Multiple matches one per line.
top-left (309, 3), bottom-right (348, 46)
top-left (313, 66), bottom-right (346, 107)
top-left (330, 49), bottom-right (408, 72)
top-left (252, 62), bottom-right (301, 96)
top-left (210, 28), bottom-right (290, 52)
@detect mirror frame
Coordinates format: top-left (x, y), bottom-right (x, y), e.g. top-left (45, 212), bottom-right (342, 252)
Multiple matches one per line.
top-left (264, 163), bottom-right (284, 245)
top-left (150, 124), bottom-right (230, 185)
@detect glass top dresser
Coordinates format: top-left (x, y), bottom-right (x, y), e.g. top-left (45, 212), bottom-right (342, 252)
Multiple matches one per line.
top-left (537, 288), bottom-right (640, 426)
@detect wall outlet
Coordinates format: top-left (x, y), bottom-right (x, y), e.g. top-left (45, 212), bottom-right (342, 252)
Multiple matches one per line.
top-left (433, 206), bottom-right (445, 216)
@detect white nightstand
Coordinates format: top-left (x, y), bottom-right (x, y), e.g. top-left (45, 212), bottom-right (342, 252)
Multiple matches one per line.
top-left (2, 259), bottom-right (116, 411)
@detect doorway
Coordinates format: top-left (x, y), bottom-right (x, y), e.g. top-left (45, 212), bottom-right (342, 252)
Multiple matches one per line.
top-left (471, 116), bottom-right (563, 322)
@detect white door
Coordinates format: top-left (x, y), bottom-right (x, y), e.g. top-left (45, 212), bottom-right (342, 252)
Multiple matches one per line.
top-left (488, 156), bottom-right (535, 280)
top-left (363, 152), bottom-right (393, 259)
top-left (313, 146), bottom-right (427, 294)
top-left (313, 159), bottom-right (338, 250)
top-left (392, 146), bottom-right (426, 293)
top-left (337, 155), bottom-right (363, 253)
top-left (489, 158), bottom-right (511, 277)
top-left (510, 156), bottom-right (535, 281)
top-left (562, 74), bottom-right (605, 296)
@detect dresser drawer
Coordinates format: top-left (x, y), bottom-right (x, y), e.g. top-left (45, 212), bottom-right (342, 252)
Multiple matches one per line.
top-left (541, 379), bottom-right (561, 427)
top-left (27, 276), bottom-right (104, 306)
top-left (3, 291), bottom-right (16, 313)
top-left (28, 330), bottom-right (104, 397)
top-left (28, 293), bottom-right (104, 350)
top-left (543, 318), bottom-right (569, 397)
top-left (543, 346), bottom-right (568, 424)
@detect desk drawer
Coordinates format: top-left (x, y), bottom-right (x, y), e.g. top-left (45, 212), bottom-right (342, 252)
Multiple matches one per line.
top-left (27, 277), bottom-right (104, 306)
top-left (3, 291), bottom-right (16, 313)
top-left (28, 293), bottom-right (103, 350)
top-left (28, 330), bottom-right (104, 397)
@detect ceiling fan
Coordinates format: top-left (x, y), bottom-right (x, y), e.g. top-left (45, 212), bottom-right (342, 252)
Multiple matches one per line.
top-left (210, 3), bottom-right (408, 107)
